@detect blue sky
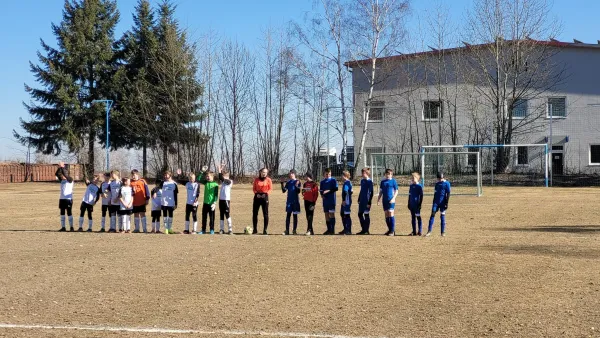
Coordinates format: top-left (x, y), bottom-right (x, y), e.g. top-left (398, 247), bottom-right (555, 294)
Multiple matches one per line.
top-left (0, 0), bottom-right (598, 161)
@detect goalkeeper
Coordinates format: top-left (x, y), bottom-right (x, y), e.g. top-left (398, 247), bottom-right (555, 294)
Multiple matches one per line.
top-left (198, 166), bottom-right (219, 235)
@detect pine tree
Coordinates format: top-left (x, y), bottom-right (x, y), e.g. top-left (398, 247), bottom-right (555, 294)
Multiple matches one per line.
top-left (16, 0), bottom-right (120, 177)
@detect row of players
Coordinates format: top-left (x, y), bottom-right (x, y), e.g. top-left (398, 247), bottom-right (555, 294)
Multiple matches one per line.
top-left (54, 164), bottom-right (451, 236)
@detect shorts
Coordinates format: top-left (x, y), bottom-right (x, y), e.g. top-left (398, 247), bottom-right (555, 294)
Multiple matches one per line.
top-left (358, 204), bottom-right (371, 214)
top-left (322, 201), bottom-right (336, 213)
top-left (431, 204), bottom-right (447, 215)
top-left (151, 210), bottom-right (162, 219)
top-left (109, 204), bottom-right (120, 215)
top-left (341, 204), bottom-right (351, 215)
top-left (382, 201), bottom-right (395, 212)
top-left (219, 200), bottom-right (230, 214)
top-left (102, 205), bottom-right (109, 216)
top-left (80, 202), bottom-right (94, 213)
top-left (59, 199), bottom-right (73, 210)
top-left (286, 201), bottom-right (301, 214)
top-left (118, 209), bottom-right (133, 215)
top-left (132, 205), bottom-right (146, 213)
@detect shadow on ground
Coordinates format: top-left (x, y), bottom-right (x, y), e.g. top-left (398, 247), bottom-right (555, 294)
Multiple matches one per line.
top-left (487, 244), bottom-right (600, 259)
top-left (497, 225), bottom-right (600, 234)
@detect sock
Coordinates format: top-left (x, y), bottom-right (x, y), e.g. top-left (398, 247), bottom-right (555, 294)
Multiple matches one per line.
top-left (346, 216), bottom-right (352, 233)
top-left (365, 214), bottom-right (370, 232)
top-left (127, 217), bottom-right (131, 231)
top-left (293, 214), bottom-right (298, 233)
top-left (110, 215), bottom-right (116, 230)
top-left (122, 216), bottom-right (127, 230)
top-left (142, 217), bottom-right (147, 232)
top-left (220, 220), bottom-right (225, 231)
top-left (168, 217), bottom-right (173, 231)
top-left (60, 215), bottom-right (66, 228)
top-left (285, 213), bottom-right (291, 233)
top-left (68, 216), bottom-right (73, 228)
top-left (385, 217), bottom-right (390, 232)
top-left (325, 220), bottom-right (331, 233)
top-left (411, 214), bottom-right (417, 234)
top-left (134, 218), bottom-right (140, 232)
top-left (390, 216), bottom-right (396, 233)
top-left (101, 217), bottom-right (106, 230)
top-left (88, 219), bottom-right (93, 231)
top-left (428, 216), bottom-right (435, 233)
top-left (417, 216), bottom-right (423, 233)
top-left (193, 222), bottom-right (198, 232)
top-left (156, 221), bottom-right (161, 232)
top-left (330, 217), bottom-right (336, 233)
top-left (117, 216), bottom-right (122, 231)
top-left (227, 218), bottom-right (232, 232)
top-left (441, 214), bottom-right (446, 234)
top-left (185, 221), bottom-right (190, 231)
top-left (164, 217), bottom-right (169, 231)
top-left (79, 217), bottom-right (84, 229)
top-left (358, 213), bottom-right (364, 231)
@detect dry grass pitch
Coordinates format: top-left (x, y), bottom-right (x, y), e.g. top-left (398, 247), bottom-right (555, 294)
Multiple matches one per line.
top-left (0, 182), bottom-right (599, 338)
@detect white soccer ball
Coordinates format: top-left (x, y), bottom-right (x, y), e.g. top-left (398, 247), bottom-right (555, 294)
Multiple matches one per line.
top-left (244, 226), bottom-right (253, 235)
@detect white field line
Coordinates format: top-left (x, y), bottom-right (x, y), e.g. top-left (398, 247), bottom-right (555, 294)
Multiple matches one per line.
top-left (0, 323), bottom-right (394, 338)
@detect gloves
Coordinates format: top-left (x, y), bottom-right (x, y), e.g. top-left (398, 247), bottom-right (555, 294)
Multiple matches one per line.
top-left (211, 203), bottom-right (216, 211)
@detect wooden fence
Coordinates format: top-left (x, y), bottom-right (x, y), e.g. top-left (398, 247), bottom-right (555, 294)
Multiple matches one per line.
top-left (0, 163), bottom-right (83, 183)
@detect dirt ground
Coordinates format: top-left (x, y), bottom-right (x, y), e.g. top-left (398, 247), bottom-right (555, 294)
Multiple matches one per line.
top-left (0, 182), bottom-right (599, 338)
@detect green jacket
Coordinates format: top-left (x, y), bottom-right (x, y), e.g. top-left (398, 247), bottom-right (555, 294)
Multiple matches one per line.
top-left (197, 172), bottom-right (219, 205)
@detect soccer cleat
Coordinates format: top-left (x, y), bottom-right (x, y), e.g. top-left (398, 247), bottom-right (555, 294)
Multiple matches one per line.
top-left (338, 230), bottom-right (346, 235)
top-left (305, 231), bottom-right (312, 236)
top-left (383, 231), bottom-right (390, 236)
top-left (77, 227), bottom-right (84, 232)
top-left (70, 227), bottom-right (75, 232)
top-left (344, 231), bottom-right (352, 235)
top-left (408, 232), bottom-right (417, 236)
top-left (132, 229), bottom-right (140, 234)
top-left (87, 229), bottom-right (92, 232)
top-left (262, 230), bottom-right (268, 236)
top-left (417, 232), bottom-right (422, 236)
top-left (58, 227), bottom-right (66, 232)
top-left (108, 229), bottom-right (116, 233)
top-left (228, 231), bottom-right (234, 235)
top-left (164, 229), bottom-right (170, 235)
top-left (387, 232), bottom-right (395, 237)
top-left (125, 230), bottom-right (131, 234)
top-left (292, 230), bottom-right (297, 235)
top-left (155, 230), bottom-right (163, 234)
top-left (441, 232), bottom-right (446, 237)
top-left (356, 231), bottom-right (365, 235)
top-left (196, 231), bottom-right (204, 235)
top-left (183, 230), bottom-right (190, 234)
top-left (210, 230), bottom-right (215, 235)
top-left (219, 230), bottom-right (225, 235)
top-left (425, 232), bottom-right (432, 237)
top-left (252, 229), bottom-right (258, 235)
top-left (99, 228), bottom-right (106, 233)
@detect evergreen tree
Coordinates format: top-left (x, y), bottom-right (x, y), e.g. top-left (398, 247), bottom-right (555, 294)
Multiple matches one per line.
top-left (15, 0), bottom-right (120, 177)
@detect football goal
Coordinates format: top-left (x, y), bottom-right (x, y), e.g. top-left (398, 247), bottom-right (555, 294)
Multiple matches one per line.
top-left (370, 151), bottom-right (482, 196)
top-left (421, 144), bottom-right (549, 188)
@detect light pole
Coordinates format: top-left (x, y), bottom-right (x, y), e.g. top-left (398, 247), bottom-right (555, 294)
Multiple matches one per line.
top-left (92, 100), bottom-right (113, 171)
top-left (548, 103), bottom-right (553, 186)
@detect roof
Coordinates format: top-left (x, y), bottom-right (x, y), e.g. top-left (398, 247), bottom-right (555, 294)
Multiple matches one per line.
top-left (345, 39), bottom-right (600, 68)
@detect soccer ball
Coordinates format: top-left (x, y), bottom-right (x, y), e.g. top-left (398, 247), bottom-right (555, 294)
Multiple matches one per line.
top-left (244, 226), bottom-right (253, 235)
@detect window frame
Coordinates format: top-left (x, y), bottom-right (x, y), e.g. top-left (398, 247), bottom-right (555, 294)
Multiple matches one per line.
top-left (546, 97), bottom-right (567, 119)
top-left (589, 144), bottom-right (600, 166)
top-left (510, 98), bottom-right (528, 119)
top-left (365, 100), bottom-right (384, 123)
top-left (516, 146), bottom-right (529, 167)
top-left (422, 100), bottom-right (443, 122)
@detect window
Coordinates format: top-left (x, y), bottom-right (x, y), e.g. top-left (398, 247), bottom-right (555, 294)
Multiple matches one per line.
top-left (547, 97), bottom-right (566, 118)
top-left (511, 99), bottom-right (527, 119)
top-left (423, 101), bottom-right (443, 121)
top-left (366, 101), bottom-right (384, 121)
top-left (517, 146), bottom-right (528, 165)
top-left (552, 145), bottom-right (563, 151)
top-left (590, 145), bottom-right (600, 165)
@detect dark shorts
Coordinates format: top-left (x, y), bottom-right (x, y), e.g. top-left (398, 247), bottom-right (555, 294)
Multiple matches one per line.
top-left (286, 201), bottom-right (301, 214)
top-left (80, 202), bottom-right (94, 213)
top-left (151, 210), bottom-right (162, 219)
top-left (109, 205), bottom-right (120, 215)
top-left (382, 201), bottom-right (395, 212)
top-left (341, 204), bottom-right (351, 215)
top-left (219, 200), bottom-right (230, 214)
top-left (185, 204), bottom-right (198, 213)
top-left (118, 209), bottom-right (133, 215)
top-left (102, 205), bottom-right (109, 215)
top-left (59, 199), bottom-right (72, 210)
top-left (358, 203), bottom-right (371, 214)
top-left (322, 201), bottom-right (335, 213)
top-left (431, 204), bottom-right (447, 214)
top-left (132, 205), bottom-right (146, 214)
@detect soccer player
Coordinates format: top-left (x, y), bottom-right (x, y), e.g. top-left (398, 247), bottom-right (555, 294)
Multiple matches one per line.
top-left (79, 175), bottom-right (101, 232)
top-left (426, 172), bottom-right (451, 237)
top-left (252, 168), bottom-right (272, 235)
top-left (150, 180), bottom-right (163, 233)
top-left (218, 164), bottom-right (234, 235)
top-left (161, 171), bottom-right (179, 234)
top-left (182, 172), bottom-right (200, 234)
top-left (130, 169), bottom-right (150, 233)
top-left (198, 167), bottom-right (219, 235)
top-left (407, 172), bottom-right (424, 236)
top-left (280, 169), bottom-right (301, 235)
top-left (100, 172), bottom-right (111, 232)
top-left (319, 168), bottom-right (338, 235)
top-left (56, 163), bottom-right (74, 232)
top-left (118, 177), bottom-right (134, 233)
top-left (301, 172), bottom-right (318, 236)
top-left (357, 168), bottom-right (374, 235)
top-left (107, 170), bottom-right (122, 233)
top-left (377, 168), bottom-right (399, 236)
top-left (339, 171), bottom-right (353, 235)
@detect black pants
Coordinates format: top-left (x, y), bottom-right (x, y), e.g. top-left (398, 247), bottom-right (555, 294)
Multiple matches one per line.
top-left (304, 200), bottom-right (315, 233)
top-left (79, 202), bottom-right (93, 220)
top-left (185, 204), bottom-right (198, 222)
top-left (252, 195), bottom-right (269, 232)
top-left (59, 199), bottom-right (73, 216)
top-left (202, 203), bottom-right (215, 232)
top-left (151, 210), bottom-right (161, 223)
top-left (219, 200), bottom-right (230, 220)
top-left (162, 206), bottom-right (174, 218)
top-left (101, 205), bottom-right (109, 218)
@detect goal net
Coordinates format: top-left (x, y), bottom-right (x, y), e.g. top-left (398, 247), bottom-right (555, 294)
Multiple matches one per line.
top-left (370, 151), bottom-right (482, 196)
top-left (421, 144), bottom-right (549, 187)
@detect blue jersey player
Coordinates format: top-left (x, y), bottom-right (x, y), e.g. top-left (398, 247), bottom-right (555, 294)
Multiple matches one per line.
top-left (281, 169), bottom-right (301, 235)
top-left (357, 168), bottom-right (374, 235)
top-left (319, 168), bottom-right (338, 235)
top-left (377, 169), bottom-right (399, 236)
top-left (407, 172), bottom-right (424, 236)
top-left (426, 172), bottom-right (451, 237)
top-left (339, 171), bottom-right (353, 235)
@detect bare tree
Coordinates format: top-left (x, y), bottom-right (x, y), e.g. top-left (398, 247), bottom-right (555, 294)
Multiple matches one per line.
top-left (346, 0), bottom-right (411, 178)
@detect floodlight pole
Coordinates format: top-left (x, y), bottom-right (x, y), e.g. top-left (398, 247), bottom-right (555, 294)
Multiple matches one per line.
top-left (548, 103), bottom-right (553, 187)
top-left (326, 106), bottom-right (330, 168)
top-left (92, 99), bottom-right (113, 171)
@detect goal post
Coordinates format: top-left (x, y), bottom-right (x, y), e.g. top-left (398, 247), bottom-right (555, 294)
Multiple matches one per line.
top-left (421, 144), bottom-right (549, 187)
top-left (370, 151), bottom-right (482, 197)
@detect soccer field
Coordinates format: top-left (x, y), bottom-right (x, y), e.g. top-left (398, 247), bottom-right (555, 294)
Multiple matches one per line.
top-left (0, 183), bottom-right (599, 338)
